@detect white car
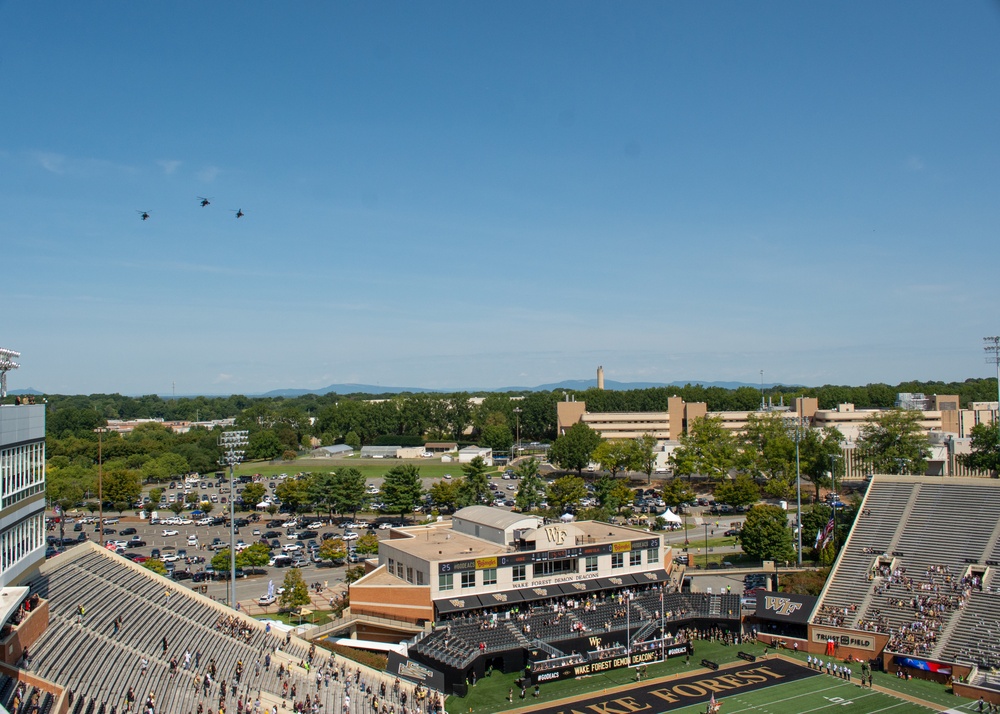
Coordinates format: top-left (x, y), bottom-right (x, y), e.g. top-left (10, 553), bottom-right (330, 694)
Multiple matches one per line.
top-left (187, 535), bottom-right (198, 544)
top-left (258, 595), bottom-right (276, 606)
top-left (443, 474), bottom-right (452, 479)
top-left (282, 543), bottom-right (303, 552)
top-left (307, 522), bottom-right (323, 530)
top-left (252, 529), bottom-right (261, 536)
top-left (107, 540), bottom-right (128, 549)
top-left (343, 532), bottom-right (359, 541)
top-left (161, 553), bottom-right (180, 562)
top-left (162, 529), bottom-right (179, 536)
top-left (177, 519), bottom-right (194, 525)
top-left (282, 520), bottom-right (298, 528)
top-left (286, 532), bottom-right (300, 540)
top-left (196, 518), bottom-right (213, 526)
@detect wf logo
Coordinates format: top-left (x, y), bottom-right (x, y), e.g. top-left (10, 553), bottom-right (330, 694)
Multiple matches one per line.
top-left (543, 527), bottom-right (567, 545)
top-left (764, 596), bottom-right (802, 617)
top-left (588, 636), bottom-right (603, 649)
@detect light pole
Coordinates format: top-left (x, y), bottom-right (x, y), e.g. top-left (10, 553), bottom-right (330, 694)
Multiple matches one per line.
top-left (96, 427), bottom-right (109, 545)
top-left (513, 407), bottom-right (522, 462)
top-left (784, 416), bottom-right (806, 567)
top-left (829, 454), bottom-right (841, 552)
top-left (219, 430), bottom-right (249, 609)
top-left (704, 522), bottom-right (710, 569)
top-left (985, 337), bottom-right (1000, 470)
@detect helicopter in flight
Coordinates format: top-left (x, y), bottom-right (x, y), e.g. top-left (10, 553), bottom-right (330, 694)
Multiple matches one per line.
top-left (231, 208), bottom-right (245, 219)
top-left (198, 196), bottom-right (212, 207)
top-left (136, 210), bottom-right (151, 221)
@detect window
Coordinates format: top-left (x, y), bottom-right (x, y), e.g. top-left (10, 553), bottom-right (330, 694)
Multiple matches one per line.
top-left (611, 553), bottom-right (624, 569)
top-left (388, 558), bottom-right (395, 573)
top-left (585, 556), bottom-right (598, 573)
top-left (533, 559), bottom-right (577, 578)
top-left (483, 568), bottom-right (497, 586)
top-left (439, 573), bottom-right (453, 591)
top-left (406, 566), bottom-right (414, 584)
top-left (396, 563), bottom-right (404, 579)
top-left (417, 570), bottom-right (425, 585)
top-left (512, 565), bottom-right (526, 583)
top-left (461, 571), bottom-right (475, 589)
top-left (630, 550), bottom-right (642, 567)
top-left (647, 547), bottom-right (659, 565)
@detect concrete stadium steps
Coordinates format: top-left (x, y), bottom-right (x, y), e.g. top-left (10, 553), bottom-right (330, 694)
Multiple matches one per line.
top-left (27, 544), bottom-right (406, 714)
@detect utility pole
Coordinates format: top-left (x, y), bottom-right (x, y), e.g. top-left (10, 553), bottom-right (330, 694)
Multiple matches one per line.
top-left (986, 337), bottom-right (1000, 471)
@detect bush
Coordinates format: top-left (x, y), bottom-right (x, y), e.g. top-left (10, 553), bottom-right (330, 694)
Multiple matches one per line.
top-left (322, 643), bottom-right (388, 671)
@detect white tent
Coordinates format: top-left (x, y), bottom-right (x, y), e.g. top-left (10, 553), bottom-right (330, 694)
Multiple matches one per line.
top-left (559, 513), bottom-right (575, 522)
top-left (660, 508), bottom-right (683, 525)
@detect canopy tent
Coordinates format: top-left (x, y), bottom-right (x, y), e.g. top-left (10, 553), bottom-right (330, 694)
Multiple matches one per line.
top-left (660, 508), bottom-right (683, 525)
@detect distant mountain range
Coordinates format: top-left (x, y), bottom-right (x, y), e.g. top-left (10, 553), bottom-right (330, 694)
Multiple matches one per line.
top-left (256, 379), bottom-right (793, 398)
top-left (9, 379), bottom-right (797, 398)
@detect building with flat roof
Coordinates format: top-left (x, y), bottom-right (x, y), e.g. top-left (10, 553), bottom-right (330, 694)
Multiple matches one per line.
top-left (0, 401), bottom-right (46, 589)
top-left (349, 506), bottom-right (669, 624)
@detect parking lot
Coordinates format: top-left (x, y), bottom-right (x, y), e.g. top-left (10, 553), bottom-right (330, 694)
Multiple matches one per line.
top-left (45, 474), bottom-right (408, 609)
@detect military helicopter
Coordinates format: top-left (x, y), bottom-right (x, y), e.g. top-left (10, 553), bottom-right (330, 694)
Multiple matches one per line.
top-left (136, 210), bottom-right (151, 221)
top-left (231, 208), bottom-right (245, 219)
top-left (198, 196), bottom-right (212, 207)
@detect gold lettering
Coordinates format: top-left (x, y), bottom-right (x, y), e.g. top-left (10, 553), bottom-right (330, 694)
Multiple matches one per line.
top-left (612, 697), bottom-right (651, 713)
top-left (648, 689), bottom-right (680, 704)
top-left (587, 702), bottom-right (627, 714)
top-left (754, 666), bottom-right (786, 681)
top-left (738, 672), bottom-right (766, 684)
top-left (671, 684), bottom-right (707, 697)
top-left (692, 678), bottom-right (735, 693)
top-left (714, 675), bottom-right (748, 688)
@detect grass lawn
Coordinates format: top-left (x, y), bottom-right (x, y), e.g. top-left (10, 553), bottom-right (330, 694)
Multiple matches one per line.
top-left (255, 609), bottom-right (334, 627)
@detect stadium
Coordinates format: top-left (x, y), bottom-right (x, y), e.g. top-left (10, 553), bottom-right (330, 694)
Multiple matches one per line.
top-left (3, 397), bottom-right (1000, 713)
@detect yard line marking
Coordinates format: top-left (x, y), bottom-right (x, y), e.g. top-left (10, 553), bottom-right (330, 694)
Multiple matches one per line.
top-left (718, 682), bottom-right (857, 713)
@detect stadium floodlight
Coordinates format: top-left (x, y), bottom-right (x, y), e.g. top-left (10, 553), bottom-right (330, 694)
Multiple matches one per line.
top-left (219, 430), bottom-right (249, 610)
top-left (0, 347), bottom-right (21, 399)
top-left (986, 337), bottom-right (1000, 464)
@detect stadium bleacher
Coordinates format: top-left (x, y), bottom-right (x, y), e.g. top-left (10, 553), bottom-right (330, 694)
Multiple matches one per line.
top-left (811, 476), bottom-right (1000, 671)
top-left (23, 542), bottom-right (423, 714)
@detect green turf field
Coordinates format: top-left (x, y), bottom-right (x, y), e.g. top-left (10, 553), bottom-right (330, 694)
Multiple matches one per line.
top-left (660, 675), bottom-right (943, 713)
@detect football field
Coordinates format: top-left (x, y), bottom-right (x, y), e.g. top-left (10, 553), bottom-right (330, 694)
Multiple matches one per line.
top-left (520, 659), bottom-right (975, 714)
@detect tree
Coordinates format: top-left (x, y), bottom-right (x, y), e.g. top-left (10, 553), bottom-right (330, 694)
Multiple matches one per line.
top-left (633, 434), bottom-right (659, 484)
top-left (275, 478), bottom-right (310, 514)
top-left (960, 421), bottom-right (999, 477)
top-left (480, 423), bottom-right (514, 451)
top-left (169, 502), bottom-right (185, 516)
top-left (798, 427), bottom-right (846, 500)
top-left (247, 430), bottom-right (283, 461)
top-left (428, 480), bottom-right (461, 513)
top-left (737, 413), bottom-right (795, 482)
top-left (669, 416), bottom-right (737, 480)
top-left (856, 409), bottom-right (930, 475)
top-left (714, 473), bottom-right (760, 509)
top-left (458, 457), bottom-right (491, 507)
top-left (143, 558), bottom-right (167, 576)
top-left (282, 450), bottom-right (298, 462)
top-left (381, 464), bottom-right (424, 520)
top-left (102, 467), bottom-right (142, 509)
top-left (661, 478), bottom-right (695, 511)
top-left (344, 431), bottom-right (362, 450)
top-left (513, 458), bottom-right (545, 512)
top-left (239, 542), bottom-right (271, 572)
top-left (355, 533), bottom-right (380, 555)
top-left (592, 440), bottom-right (636, 479)
top-left (739, 504), bottom-right (795, 563)
top-left (548, 422), bottom-right (601, 475)
top-left (546, 475), bottom-right (587, 515)
top-left (594, 474), bottom-right (634, 513)
top-left (319, 537), bottom-right (347, 564)
top-left (148, 488), bottom-right (164, 508)
top-left (241, 482), bottom-right (266, 509)
top-left (344, 565), bottom-right (366, 584)
top-left (279, 568), bottom-right (311, 611)
top-left (199, 501), bottom-right (215, 516)
top-left (329, 468), bottom-right (367, 518)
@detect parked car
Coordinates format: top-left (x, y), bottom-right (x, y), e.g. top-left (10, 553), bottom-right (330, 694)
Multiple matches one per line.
top-left (162, 529), bottom-right (179, 537)
top-left (120, 527), bottom-right (137, 536)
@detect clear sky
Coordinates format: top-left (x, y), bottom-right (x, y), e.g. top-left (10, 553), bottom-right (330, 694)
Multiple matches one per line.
top-left (2, 1), bottom-right (999, 395)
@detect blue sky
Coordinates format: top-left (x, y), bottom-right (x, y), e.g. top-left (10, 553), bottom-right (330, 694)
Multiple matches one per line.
top-left (2, 2), bottom-right (999, 395)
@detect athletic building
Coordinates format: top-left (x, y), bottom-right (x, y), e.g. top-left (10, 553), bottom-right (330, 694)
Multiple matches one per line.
top-left (0, 399), bottom-right (46, 589)
top-left (349, 506), bottom-right (671, 624)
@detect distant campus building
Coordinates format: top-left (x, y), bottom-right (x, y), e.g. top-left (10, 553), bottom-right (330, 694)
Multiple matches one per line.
top-left (557, 392), bottom-right (998, 479)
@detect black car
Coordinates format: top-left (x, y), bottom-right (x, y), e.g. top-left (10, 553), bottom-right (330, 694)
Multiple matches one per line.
top-left (172, 570), bottom-right (193, 581)
top-left (45, 546), bottom-right (60, 558)
top-left (297, 530), bottom-right (318, 540)
top-left (73, 523), bottom-right (83, 532)
top-left (61, 537), bottom-right (79, 546)
top-left (263, 531), bottom-right (281, 539)
top-left (120, 527), bottom-right (137, 536)
top-left (192, 571), bottom-right (209, 582)
top-left (126, 539), bottom-right (146, 548)
top-left (234, 518), bottom-right (250, 528)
